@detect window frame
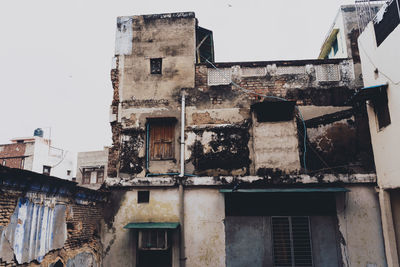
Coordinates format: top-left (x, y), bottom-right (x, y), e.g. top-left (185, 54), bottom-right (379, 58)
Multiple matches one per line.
top-left (138, 229), bottom-right (169, 250)
top-left (82, 168), bottom-right (91, 184)
top-left (148, 119), bottom-right (176, 161)
top-left (96, 169), bottom-right (104, 183)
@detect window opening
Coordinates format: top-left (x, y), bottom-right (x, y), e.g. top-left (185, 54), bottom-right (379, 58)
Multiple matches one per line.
top-left (272, 216), bottom-right (313, 267)
top-left (82, 168), bottom-right (91, 184)
top-left (138, 229), bottom-right (168, 250)
top-left (96, 170), bottom-right (104, 183)
top-left (138, 191), bottom-right (150, 203)
top-left (43, 165), bottom-right (51, 176)
top-left (150, 58), bottom-right (162, 74)
top-left (372, 89), bottom-right (391, 130)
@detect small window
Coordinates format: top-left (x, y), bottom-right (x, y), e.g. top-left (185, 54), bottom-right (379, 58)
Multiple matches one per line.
top-left (67, 170), bottom-right (71, 176)
top-left (20, 158), bottom-right (25, 169)
top-left (150, 58), bottom-right (162, 74)
top-left (149, 120), bottom-right (175, 160)
top-left (272, 216), bottom-right (313, 267)
top-left (138, 191), bottom-right (150, 203)
top-left (373, 90), bottom-right (391, 130)
top-left (43, 165), bottom-right (51, 176)
top-left (82, 169), bottom-right (91, 184)
top-left (138, 229), bottom-right (168, 250)
top-left (96, 170), bottom-right (104, 183)
top-left (1, 159), bottom-right (6, 166)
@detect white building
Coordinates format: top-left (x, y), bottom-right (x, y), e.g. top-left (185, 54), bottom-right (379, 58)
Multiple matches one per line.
top-left (0, 130), bottom-right (74, 180)
top-left (356, 0), bottom-right (400, 265)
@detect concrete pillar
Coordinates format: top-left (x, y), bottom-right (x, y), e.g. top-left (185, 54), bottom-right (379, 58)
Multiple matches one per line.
top-left (379, 188), bottom-right (399, 266)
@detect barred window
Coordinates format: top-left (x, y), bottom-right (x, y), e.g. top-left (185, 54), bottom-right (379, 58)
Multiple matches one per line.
top-left (272, 216), bottom-right (313, 267)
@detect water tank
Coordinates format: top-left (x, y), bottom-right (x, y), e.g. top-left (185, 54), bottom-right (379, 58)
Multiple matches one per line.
top-left (33, 128), bottom-right (44, 137)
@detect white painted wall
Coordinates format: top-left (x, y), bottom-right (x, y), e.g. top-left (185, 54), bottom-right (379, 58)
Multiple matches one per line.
top-left (358, 22), bottom-right (400, 188)
top-left (31, 137), bottom-right (74, 180)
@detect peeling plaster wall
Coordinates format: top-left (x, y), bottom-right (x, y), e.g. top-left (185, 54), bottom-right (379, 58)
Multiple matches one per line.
top-left (118, 13), bottom-right (196, 102)
top-left (102, 189), bottom-right (180, 267)
top-left (306, 110), bottom-right (375, 173)
top-left (336, 185), bottom-right (387, 267)
top-left (253, 119), bottom-right (301, 174)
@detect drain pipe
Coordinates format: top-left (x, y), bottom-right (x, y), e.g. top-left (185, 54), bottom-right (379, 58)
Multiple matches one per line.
top-left (180, 92), bottom-right (186, 177)
top-left (179, 91), bottom-right (186, 267)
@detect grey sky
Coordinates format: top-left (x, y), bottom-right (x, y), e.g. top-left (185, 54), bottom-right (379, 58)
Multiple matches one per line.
top-left (0, 0), bottom-right (353, 153)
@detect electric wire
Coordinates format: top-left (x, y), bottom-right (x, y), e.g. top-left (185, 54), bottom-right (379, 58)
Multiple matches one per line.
top-left (202, 57), bottom-right (308, 172)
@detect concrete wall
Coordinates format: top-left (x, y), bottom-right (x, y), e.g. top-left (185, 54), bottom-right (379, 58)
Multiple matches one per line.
top-left (76, 148), bottom-right (108, 188)
top-left (359, 21), bottom-right (400, 189)
top-left (184, 188), bottom-right (225, 267)
top-left (252, 119), bottom-right (301, 174)
top-left (102, 188), bottom-right (180, 267)
top-left (336, 185), bottom-right (387, 267)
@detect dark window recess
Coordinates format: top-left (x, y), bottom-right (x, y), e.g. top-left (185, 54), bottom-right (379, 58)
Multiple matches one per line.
top-left (332, 38), bottom-right (338, 55)
top-left (196, 26), bottom-right (214, 63)
top-left (149, 120), bottom-right (175, 160)
top-left (251, 101), bottom-right (296, 122)
top-left (225, 192), bottom-right (336, 216)
top-left (374, 0), bottom-right (400, 46)
top-left (373, 89), bottom-right (391, 130)
top-left (43, 165), bottom-right (51, 176)
top-left (82, 169), bottom-right (91, 184)
top-left (150, 58), bottom-right (162, 74)
top-left (138, 191), bottom-right (150, 203)
top-left (67, 170), bottom-right (71, 176)
top-left (272, 216), bottom-right (313, 267)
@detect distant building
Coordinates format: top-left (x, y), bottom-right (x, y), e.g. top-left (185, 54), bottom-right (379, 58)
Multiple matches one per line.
top-left (76, 147), bottom-right (108, 189)
top-left (0, 129), bottom-right (74, 180)
top-left (355, 0), bottom-right (400, 265)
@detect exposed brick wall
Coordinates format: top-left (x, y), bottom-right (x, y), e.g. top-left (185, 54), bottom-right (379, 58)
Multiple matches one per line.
top-left (0, 189), bottom-right (20, 227)
top-left (194, 64), bottom-right (355, 107)
top-left (0, 144), bottom-right (26, 169)
top-left (65, 203), bottom-right (103, 251)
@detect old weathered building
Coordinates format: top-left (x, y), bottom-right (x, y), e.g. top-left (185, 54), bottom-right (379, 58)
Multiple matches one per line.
top-left (0, 165), bottom-right (105, 266)
top-left (102, 12), bottom-right (386, 267)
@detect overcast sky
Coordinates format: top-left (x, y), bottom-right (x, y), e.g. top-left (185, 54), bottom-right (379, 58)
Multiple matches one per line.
top-left (0, 0), bottom-right (354, 154)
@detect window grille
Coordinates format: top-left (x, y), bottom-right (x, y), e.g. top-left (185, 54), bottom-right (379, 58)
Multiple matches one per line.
top-left (276, 66), bottom-right (306, 75)
top-left (138, 230), bottom-right (168, 250)
top-left (272, 216), bottom-right (313, 267)
top-left (241, 67), bottom-right (267, 77)
top-left (315, 64), bottom-right (340, 82)
top-left (150, 58), bottom-right (162, 74)
top-left (207, 68), bottom-right (232, 86)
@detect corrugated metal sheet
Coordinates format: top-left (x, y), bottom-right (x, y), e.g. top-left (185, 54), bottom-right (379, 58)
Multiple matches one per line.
top-left (0, 197), bottom-right (67, 264)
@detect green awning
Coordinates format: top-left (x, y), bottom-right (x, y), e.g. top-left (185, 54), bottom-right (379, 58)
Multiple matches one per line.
top-left (124, 222), bottom-right (180, 229)
top-left (220, 188), bottom-right (350, 193)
